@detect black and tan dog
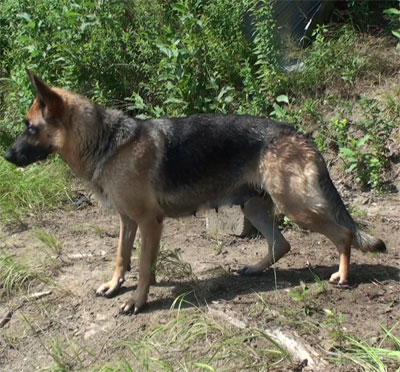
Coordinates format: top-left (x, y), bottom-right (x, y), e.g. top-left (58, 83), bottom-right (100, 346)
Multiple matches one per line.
top-left (5, 71), bottom-right (386, 314)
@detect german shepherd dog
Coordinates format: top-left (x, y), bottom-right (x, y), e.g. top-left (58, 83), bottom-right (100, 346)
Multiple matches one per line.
top-left (5, 71), bottom-right (386, 314)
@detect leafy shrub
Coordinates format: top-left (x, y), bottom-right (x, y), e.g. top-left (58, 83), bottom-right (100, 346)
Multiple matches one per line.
top-left (288, 25), bottom-right (365, 96)
top-left (339, 135), bottom-right (384, 189)
top-left (0, 0), bottom-right (282, 140)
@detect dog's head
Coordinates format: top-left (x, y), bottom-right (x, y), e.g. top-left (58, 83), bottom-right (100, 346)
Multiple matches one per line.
top-left (5, 70), bottom-right (66, 167)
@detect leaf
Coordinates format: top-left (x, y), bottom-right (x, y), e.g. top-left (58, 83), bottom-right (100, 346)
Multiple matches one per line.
top-left (276, 94), bottom-right (289, 104)
top-left (339, 147), bottom-right (356, 158)
top-left (163, 97), bottom-right (186, 105)
top-left (384, 8), bottom-right (400, 16)
top-left (288, 289), bottom-right (302, 302)
top-left (171, 2), bottom-right (186, 14)
top-left (392, 30), bottom-right (400, 39)
top-left (356, 135), bottom-right (370, 148)
top-left (217, 86), bottom-right (233, 100)
top-left (135, 114), bottom-right (151, 120)
top-left (64, 11), bottom-right (81, 19)
top-left (83, 2), bottom-right (96, 8)
top-left (156, 44), bottom-right (172, 58)
top-left (16, 12), bottom-right (32, 22)
top-left (206, 79), bottom-right (218, 90)
top-left (28, 21), bottom-right (36, 29)
top-left (270, 103), bottom-right (286, 117)
top-left (224, 95), bottom-right (233, 104)
top-left (346, 163), bottom-right (358, 173)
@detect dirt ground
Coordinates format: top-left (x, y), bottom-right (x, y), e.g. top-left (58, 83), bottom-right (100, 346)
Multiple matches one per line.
top-left (0, 184), bottom-right (399, 371)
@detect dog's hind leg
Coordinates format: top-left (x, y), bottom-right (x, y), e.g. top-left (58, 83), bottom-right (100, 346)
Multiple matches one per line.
top-left (239, 196), bottom-right (291, 276)
top-left (96, 214), bottom-right (137, 297)
top-left (265, 158), bottom-right (353, 285)
top-left (307, 218), bottom-right (352, 287)
top-left (120, 216), bottom-right (163, 314)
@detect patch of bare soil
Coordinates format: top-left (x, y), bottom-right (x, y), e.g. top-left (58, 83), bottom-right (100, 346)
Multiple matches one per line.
top-left (0, 190), bottom-right (399, 371)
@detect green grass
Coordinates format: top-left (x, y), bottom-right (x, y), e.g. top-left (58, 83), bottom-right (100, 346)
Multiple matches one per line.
top-left (0, 253), bottom-right (52, 296)
top-left (97, 296), bottom-right (289, 372)
top-left (35, 230), bottom-right (63, 256)
top-left (20, 307), bottom-right (93, 372)
top-left (43, 332), bottom-right (87, 371)
top-left (156, 247), bottom-right (196, 283)
top-left (288, 25), bottom-right (366, 96)
top-left (0, 155), bottom-right (71, 224)
top-left (329, 323), bottom-right (400, 371)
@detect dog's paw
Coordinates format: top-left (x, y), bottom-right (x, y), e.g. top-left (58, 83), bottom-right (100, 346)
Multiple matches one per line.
top-left (96, 277), bottom-right (123, 297)
top-left (120, 296), bottom-right (146, 315)
top-left (329, 272), bottom-right (349, 288)
top-left (237, 265), bottom-right (264, 276)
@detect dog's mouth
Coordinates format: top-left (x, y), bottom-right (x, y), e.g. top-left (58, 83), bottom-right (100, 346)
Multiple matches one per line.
top-left (5, 144), bottom-right (52, 167)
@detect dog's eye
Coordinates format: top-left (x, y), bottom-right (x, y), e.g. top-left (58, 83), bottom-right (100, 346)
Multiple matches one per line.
top-left (25, 121), bottom-right (37, 135)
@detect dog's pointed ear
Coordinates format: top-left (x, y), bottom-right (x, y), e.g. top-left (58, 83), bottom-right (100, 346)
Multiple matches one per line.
top-left (26, 69), bottom-right (64, 118)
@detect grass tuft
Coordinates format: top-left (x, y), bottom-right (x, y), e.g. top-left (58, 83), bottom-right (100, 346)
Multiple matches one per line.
top-left (0, 253), bottom-right (51, 296)
top-left (329, 323), bottom-right (400, 371)
top-left (156, 246), bottom-right (196, 283)
top-left (35, 230), bottom-right (63, 256)
top-left (0, 155), bottom-right (71, 224)
top-left (102, 295), bottom-right (289, 371)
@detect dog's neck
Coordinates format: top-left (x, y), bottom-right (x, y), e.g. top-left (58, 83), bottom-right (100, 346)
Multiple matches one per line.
top-left (59, 105), bottom-right (142, 182)
top-left (56, 101), bottom-right (105, 180)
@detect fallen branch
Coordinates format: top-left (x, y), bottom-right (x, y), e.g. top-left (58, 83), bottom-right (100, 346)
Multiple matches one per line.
top-left (25, 290), bottom-right (53, 302)
top-left (0, 310), bottom-right (13, 328)
top-left (209, 305), bottom-right (329, 371)
top-left (0, 290), bottom-right (53, 328)
top-left (64, 250), bottom-right (107, 260)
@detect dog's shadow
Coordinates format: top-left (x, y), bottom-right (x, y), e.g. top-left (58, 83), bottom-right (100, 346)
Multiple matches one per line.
top-left (127, 262), bottom-right (400, 314)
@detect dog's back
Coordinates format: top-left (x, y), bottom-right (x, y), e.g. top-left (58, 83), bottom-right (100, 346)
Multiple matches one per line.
top-left (145, 115), bottom-right (296, 216)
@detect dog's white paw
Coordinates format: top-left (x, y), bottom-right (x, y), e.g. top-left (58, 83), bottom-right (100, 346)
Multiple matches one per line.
top-left (96, 277), bottom-right (124, 297)
top-left (329, 272), bottom-right (349, 288)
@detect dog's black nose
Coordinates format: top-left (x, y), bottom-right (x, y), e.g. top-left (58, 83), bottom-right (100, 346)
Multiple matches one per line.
top-left (4, 148), bottom-right (14, 163)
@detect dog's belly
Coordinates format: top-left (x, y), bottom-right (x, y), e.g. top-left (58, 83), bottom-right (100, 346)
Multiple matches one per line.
top-left (160, 185), bottom-right (263, 218)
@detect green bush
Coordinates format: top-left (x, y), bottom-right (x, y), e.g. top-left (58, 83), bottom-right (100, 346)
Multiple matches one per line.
top-left (0, 0), bottom-right (282, 139)
top-left (287, 25), bottom-right (365, 96)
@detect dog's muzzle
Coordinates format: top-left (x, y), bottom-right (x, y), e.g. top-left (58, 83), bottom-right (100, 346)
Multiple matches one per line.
top-left (4, 142), bottom-right (52, 167)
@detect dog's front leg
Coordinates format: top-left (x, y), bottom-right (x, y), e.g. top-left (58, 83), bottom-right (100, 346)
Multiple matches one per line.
top-left (120, 216), bottom-right (162, 314)
top-left (96, 214), bottom-right (137, 297)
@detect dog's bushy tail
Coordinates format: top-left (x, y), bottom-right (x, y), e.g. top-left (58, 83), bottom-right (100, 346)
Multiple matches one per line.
top-left (320, 172), bottom-right (386, 253)
top-left (352, 228), bottom-right (386, 253)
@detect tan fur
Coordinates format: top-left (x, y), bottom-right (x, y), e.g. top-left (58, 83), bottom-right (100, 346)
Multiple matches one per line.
top-left (25, 98), bottom-right (66, 151)
top-left (260, 135), bottom-right (328, 223)
top-left (254, 135), bottom-right (352, 284)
